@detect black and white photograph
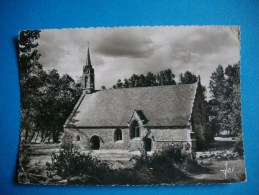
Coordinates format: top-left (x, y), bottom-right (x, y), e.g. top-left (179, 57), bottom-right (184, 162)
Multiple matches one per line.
top-left (18, 26), bottom-right (246, 185)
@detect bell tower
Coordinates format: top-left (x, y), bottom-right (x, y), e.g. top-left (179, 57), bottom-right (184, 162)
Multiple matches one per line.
top-left (82, 45), bottom-right (95, 93)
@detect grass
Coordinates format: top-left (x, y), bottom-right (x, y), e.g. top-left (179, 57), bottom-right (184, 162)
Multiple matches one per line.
top-left (20, 143), bottom-right (246, 185)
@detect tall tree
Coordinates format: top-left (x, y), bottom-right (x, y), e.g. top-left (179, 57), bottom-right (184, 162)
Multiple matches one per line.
top-left (225, 62), bottom-right (241, 135)
top-left (207, 63), bottom-right (241, 136)
top-left (208, 65), bottom-right (227, 136)
top-left (34, 70), bottom-right (82, 142)
top-left (19, 30), bottom-right (43, 142)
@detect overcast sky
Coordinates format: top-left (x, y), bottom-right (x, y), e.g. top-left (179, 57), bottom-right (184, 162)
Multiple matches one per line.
top-left (38, 26), bottom-right (240, 98)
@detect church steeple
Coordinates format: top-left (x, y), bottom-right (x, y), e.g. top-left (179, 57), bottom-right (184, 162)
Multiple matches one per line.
top-left (82, 43), bottom-right (95, 94)
top-left (86, 42), bottom-right (91, 66)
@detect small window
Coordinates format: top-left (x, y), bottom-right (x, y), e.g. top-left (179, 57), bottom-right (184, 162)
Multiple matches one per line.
top-left (114, 129), bottom-right (122, 141)
top-left (130, 120), bottom-right (140, 139)
top-left (76, 135), bottom-right (80, 141)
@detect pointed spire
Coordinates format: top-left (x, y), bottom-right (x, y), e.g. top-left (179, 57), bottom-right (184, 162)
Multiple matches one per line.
top-left (86, 41), bottom-right (91, 66)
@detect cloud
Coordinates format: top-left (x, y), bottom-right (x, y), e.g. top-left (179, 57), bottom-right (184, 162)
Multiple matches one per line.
top-left (37, 26), bottom-right (240, 98)
top-left (94, 29), bottom-right (155, 58)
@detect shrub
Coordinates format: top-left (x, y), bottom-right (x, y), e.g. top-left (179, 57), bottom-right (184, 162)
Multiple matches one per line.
top-left (232, 135), bottom-right (244, 157)
top-left (46, 142), bottom-right (202, 185)
top-left (130, 143), bottom-right (197, 182)
top-left (46, 146), bottom-right (111, 184)
top-left (18, 140), bottom-right (32, 183)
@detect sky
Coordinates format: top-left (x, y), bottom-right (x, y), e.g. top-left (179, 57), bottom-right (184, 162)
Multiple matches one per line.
top-left (37, 26), bottom-right (240, 98)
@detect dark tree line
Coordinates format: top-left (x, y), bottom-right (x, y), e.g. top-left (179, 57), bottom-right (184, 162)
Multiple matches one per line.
top-left (112, 69), bottom-right (176, 89)
top-left (207, 63), bottom-right (241, 137)
top-left (19, 31), bottom-right (82, 143)
top-left (111, 69), bottom-right (206, 97)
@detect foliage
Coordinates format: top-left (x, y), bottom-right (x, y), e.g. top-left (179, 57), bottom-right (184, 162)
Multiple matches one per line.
top-left (33, 70), bottom-right (82, 142)
top-left (131, 143), bottom-right (199, 176)
top-left (46, 146), bottom-right (110, 184)
top-left (19, 30), bottom-right (43, 142)
top-left (18, 140), bottom-right (31, 183)
top-left (179, 71), bottom-right (198, 84)
top-left (45, 142), bottom-right (200, 184)
top-left (19, 30), bottom-right (82, 143)
top-left (18, 141), bottom-right (47, 184)
top-left (207, 62), bottom-right (242, 136)
top-left (112, 69), bottom-right (176, 89)
top-left (232, 135), bottom-right (244, 156)
top-left (179, 71), bottom-right (207, 98)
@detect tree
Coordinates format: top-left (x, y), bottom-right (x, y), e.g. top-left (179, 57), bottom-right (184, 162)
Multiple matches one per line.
top-left (19, 30), bottom-right (43, 142)
top-left (123, 79), bottom-right (130, 88)
top-left (35, 70), bottom-right (82, 142)
top-left (225, 62), bottom-right (241, 135)
top-left (179, 71), bottom-right (207, 99)
top-left (145, 72), bottom-right (157, 86)
top-left (129, 74), bottom-right (141, 87)
top-left (179, 71), bottom-right (198, 84)
top-left (207, 63), bottom-right (241, 136)
top-left (113, 79), bottom-right (123, 89)
top-left (208, 65), bottom-right (226, 136)
top-left (157, 69), bottom-right (176, 85)
top-left (111, 69), bottom-right (176, 89)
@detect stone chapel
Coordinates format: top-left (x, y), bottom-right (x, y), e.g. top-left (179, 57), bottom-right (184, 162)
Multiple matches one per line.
top-left (63, 47), bottom-right (211, 152)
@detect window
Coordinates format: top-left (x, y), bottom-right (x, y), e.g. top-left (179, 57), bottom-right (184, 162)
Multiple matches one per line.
top-left (76, 135), bottom-right (80, 141)
top-left (114, 128), bottom-right (122, 141)
top-left (130, 120), bottom-right (140, 139)
top-left (85, 76), bottom-right (88, 88)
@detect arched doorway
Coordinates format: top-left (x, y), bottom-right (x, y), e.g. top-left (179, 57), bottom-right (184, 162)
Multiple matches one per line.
top-left (144, 138), bottom-right (152, 151)
top-left (90, 135), bottom-right (100, 150)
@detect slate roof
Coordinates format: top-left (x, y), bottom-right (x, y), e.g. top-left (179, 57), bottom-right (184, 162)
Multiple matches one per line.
top-left (65, 83), bottom-right (198, 128)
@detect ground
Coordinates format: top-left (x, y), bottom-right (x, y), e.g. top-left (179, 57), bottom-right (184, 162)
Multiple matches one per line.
top-left (26, 143), bottom-right (246, 184)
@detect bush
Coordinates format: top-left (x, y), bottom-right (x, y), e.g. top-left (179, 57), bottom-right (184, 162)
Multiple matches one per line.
top-left (46, 142), bottom-right (202, 185)
top-left (130, 143), bottom-right (198, 182)
top-left (232, 135), bottom-right (244, 157)
top-left (18, 140), bottom-right (32, 183)
top-left (46, 147), bottom-right (111, 184)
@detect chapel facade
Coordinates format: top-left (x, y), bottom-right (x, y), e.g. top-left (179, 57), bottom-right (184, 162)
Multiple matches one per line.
top-left (63, 48), bottom-right (212, 152)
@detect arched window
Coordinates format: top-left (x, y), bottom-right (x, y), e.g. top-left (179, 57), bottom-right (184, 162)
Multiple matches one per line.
top-left (114, 128), bottom-right (122, 141)
top-left (76, 135), bottom-right (80, 141)
top-left (130, 120), bottom-right (140, 139)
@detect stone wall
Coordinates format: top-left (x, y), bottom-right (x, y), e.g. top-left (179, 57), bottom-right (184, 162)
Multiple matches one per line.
top-left (150, 128), bottom-right (193, 150)
top-left (63, 127), bottom-right (144, 151)
top-left (63, 126), bottom-right (192, 151)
